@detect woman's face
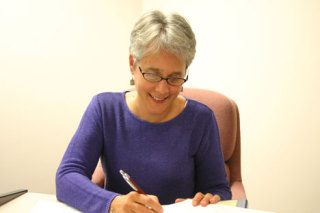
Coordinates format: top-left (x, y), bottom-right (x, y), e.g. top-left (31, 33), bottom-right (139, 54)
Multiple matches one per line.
top-left (130, 50), bottom-right (186, 121)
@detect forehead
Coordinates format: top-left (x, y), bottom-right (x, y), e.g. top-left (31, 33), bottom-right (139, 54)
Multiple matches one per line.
top-left (139, 50), bottom-right (186, 75)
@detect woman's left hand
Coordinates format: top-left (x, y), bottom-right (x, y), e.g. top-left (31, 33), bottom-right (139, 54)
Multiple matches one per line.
top-left (175, 192), bottom-right (221, 207)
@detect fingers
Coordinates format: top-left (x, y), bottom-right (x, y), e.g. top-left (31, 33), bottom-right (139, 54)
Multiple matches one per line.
top-left (192, 192), bottom-right (204, 206)
top-left (192, 192), bottom-right (221, 207)
top-left (126, 192), bottom-right (163, 213)
top-left (209, 194), bottom-right (221, 204)
top-left (175, 198), bottom-right (186, 203)
top-left (127, 193), bottom-right (161, 213)
top-left (146, 195), bottom-right (163, 213)
top-left (200, 193), bottom-right (212, 207)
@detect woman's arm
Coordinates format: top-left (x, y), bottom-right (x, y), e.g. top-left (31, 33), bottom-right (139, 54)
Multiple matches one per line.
top-left (55, 95), bottom-right (119, 213)
top-left (193, 111), bottom-right (232, 202)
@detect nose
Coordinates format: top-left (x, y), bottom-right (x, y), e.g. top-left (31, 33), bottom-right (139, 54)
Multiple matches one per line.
top-left (154, 79), bottom-right (170, 94)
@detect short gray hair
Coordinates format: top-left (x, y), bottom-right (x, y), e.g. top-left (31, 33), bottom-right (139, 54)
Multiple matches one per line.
top-left (129, 10), bottom-right (196, 68)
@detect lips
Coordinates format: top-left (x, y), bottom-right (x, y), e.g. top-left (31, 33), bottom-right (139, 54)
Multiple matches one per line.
top-left (149, 93), bottom-right (168, 103)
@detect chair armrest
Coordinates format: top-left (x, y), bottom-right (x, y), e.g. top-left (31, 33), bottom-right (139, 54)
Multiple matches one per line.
top-left (230, 181), bottom-right (246, 200)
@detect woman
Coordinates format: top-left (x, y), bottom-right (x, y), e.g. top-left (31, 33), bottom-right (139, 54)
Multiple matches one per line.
top-left (56, 10), bottom-right (231, 213)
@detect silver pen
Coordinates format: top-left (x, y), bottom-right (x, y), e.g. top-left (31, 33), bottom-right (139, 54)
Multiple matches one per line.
top-left (119, 170), bottom-right (146, 194)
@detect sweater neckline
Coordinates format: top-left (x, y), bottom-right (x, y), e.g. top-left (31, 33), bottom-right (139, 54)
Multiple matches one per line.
top-left (121, 91), bottom-right (190, 126)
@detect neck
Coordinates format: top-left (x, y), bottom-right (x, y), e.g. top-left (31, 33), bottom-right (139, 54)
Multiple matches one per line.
top-left (125, 91), bottom-right (186, 123)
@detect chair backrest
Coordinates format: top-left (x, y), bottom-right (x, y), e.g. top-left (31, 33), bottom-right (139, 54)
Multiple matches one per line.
top-left (182, 88), bottom-right (246, 199)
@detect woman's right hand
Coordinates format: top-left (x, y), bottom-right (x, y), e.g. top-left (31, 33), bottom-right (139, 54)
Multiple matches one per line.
top-left (110, 191), bottom-right (163, 213)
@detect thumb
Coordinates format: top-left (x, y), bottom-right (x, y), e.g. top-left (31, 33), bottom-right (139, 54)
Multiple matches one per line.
top-left (175, 198), bottom-right (186, 203)
top-left (149, 195), bottom-right (160, 203)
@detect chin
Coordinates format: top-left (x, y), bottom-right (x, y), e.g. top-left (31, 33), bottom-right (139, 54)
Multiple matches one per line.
top-left (146, 98), bottom-right (172, 114)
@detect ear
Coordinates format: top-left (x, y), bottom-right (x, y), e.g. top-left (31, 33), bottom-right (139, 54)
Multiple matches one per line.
top-left (129, 54), bottom-right (135, 74)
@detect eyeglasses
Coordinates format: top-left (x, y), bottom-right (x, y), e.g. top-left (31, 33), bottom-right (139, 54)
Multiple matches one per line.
top-left (139, 67), bottom-right (188, 86)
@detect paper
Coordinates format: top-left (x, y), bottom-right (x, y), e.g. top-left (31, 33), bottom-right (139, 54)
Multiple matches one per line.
top-left (163, 199), bottom-right (273, 213)
top-left (30, 199), bottom-right (80, 213)
top-left (217, 200), bottom-right (238, 206)
top-left (31, 198), bottom-right (273, 213)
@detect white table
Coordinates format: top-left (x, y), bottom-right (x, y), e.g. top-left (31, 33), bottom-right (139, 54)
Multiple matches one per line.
top-left (0, 192), bottom-right (80, 213)
top-left (0, 192), bottom-right (271, 213)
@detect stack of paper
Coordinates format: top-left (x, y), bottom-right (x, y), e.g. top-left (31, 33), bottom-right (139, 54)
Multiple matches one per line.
top-left (163, 199), bottom-right (273, 213)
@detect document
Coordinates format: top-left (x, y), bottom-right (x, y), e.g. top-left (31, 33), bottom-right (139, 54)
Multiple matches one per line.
top-left (30, 199), bottom-right (80, 213)
top-left (31, 198), bottom-right (273, 213)
top-left (163, 199), bottom-right (273, 213)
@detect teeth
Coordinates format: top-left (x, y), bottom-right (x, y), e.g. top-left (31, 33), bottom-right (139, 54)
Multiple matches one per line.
top-left (151, 94), bottom-right (166, 101)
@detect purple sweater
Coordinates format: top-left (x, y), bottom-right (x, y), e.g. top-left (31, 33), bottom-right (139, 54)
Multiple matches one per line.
top-left (56, 92), bottom-right (231, 213)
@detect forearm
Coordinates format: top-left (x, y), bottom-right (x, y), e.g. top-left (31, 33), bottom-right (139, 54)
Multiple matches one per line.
top-left (56, 170), bottom-right (119, 213)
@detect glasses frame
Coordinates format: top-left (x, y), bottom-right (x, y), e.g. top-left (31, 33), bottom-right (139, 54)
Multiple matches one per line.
top-left (138, 66), bottom-right (188, 86)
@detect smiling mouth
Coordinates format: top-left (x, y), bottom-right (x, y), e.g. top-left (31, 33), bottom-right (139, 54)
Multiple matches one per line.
top-left (149, 93), bottom-right (168, 102)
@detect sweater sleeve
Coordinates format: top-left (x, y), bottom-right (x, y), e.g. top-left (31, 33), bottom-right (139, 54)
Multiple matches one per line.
top-left (56, 95), bottom-right (119, 213)
top-left (194, 111), bottom-right (232, 200)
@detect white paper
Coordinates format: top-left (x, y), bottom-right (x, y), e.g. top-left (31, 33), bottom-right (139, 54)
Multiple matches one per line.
top-left (163, 199), bottom-right (274, 213)
top-left (30, 199), bottom-right (80, 213)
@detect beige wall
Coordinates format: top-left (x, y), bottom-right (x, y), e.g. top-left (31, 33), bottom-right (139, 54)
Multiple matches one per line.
top-left (143, 1), bottom-right (320, 212)
top-left (1, 0), bottom-right (319, 213)
top-left (0, 0), bottom-right (142, 194)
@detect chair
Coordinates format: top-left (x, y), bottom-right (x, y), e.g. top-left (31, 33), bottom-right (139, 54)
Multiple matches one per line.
top-left (91, 88), bottom-right (246, 199)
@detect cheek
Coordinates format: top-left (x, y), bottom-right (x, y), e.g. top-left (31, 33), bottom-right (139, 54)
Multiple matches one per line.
top-left (134, 76), bottom-right (181, 96)
top-left (135, 78), bottom-right (153, 92)
top-left (169, 86), bottom-right (182, 96)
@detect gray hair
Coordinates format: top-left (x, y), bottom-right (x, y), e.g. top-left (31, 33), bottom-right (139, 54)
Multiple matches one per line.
top-left (129, 10), bottom-right (196, 68)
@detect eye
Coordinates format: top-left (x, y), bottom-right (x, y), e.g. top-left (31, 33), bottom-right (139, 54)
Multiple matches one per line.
top-left (170, 73), bottom-right (184, 78)
top-left (169, 77), bottom-right (179, 81)
top-left (143, 73), bottom-right (161, 81)
top-left (145, 72), bottom-right (159, 77)
top-left (169, 77), bottom-right (183, 83)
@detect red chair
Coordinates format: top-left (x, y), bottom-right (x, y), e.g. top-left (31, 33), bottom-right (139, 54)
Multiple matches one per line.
top-left (92, 88), bottom-right (246, 199)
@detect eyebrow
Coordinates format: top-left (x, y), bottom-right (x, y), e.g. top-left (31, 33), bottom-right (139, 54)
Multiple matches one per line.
top-left (144, 67), bottom-right (185, 76)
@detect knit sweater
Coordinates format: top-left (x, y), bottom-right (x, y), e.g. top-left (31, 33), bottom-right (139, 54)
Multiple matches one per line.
top-left (56, 92), bottom-right (231, 213)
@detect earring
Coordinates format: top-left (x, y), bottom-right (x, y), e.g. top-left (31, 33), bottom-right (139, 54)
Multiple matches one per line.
top-left (130, 76), bottom-right (135, 85)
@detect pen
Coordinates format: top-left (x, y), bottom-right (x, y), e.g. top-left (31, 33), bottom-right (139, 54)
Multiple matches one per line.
top-left (119, 170), bottom-right (146, 194)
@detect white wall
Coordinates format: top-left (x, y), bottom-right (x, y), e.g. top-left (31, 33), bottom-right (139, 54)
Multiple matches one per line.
top-left (1, 0), bottom-right (319, 213)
